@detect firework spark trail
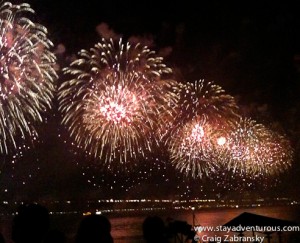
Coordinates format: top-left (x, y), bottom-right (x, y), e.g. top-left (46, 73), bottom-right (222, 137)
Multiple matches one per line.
top-left (167, 80), bottom-right (239, 178)
top-left (179, 80), bottom-right (239, 124)
top-left (0, 2), bottom-right (57, 154)
top-left (59, 38), bottom-right (178, 164)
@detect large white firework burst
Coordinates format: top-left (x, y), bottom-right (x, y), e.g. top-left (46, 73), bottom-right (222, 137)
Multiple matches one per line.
top-left (59, 38), bottom-right (178, 164)
top-left (0, 2), bottom-right (57, 154)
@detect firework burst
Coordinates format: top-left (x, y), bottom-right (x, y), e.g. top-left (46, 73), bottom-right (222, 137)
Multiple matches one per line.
top-left (59, 38), bottom-right (178, 164)
top-left (226, 118), bottom-right (293, 176)
top-left (0, 2), bottom-right (57, 154)
top-left (167, 80), bottom-right (239, 178)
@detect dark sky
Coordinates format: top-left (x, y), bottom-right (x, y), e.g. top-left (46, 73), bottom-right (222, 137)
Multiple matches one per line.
top-left (25, 0), bottom-right (300, 99)
top-left (1, 0), bottom-right (300, 201)
top-left (21, 1), bottom-right (300, 52)
top-left (18, 0), bottom-right (299, 106)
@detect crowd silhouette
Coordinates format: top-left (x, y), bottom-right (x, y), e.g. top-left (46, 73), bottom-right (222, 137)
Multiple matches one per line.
top-left (0, 203), bottom-right (186, 243)
top-left (142, 216), bottom-right (170, 243)
top-left (11, 204), bottom-right (49, 243)
top-left (75, 214), bottom-right (113, 243)
top-left (0, 233), bottom-right (5, 243)
top-left (44, 229), bottom-right (66, 243)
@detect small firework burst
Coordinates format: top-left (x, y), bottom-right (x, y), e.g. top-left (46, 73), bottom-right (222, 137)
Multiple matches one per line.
top-left (59, 38), bottom-right (178, 164)
top-left (0, 2), bottom-right (57, 154)
top-left (265, 131), bottom-right (293, 174)
top-left (227, 118), bottom-right (293, 176)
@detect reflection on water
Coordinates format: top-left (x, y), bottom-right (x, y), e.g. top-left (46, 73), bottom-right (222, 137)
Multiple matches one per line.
top-left (0, 206), bottom-right (299, 243)
top-left (110, 216), bottom-right (144, 242)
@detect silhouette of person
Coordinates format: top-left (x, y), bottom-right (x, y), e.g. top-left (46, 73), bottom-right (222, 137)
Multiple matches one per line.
top-left (11, 203), bottom-right (50, 243)
top-left (0, 232), bottom-right (5, 243)
top-left (75, 214), bottom-right (113, 243)
top-left (44, 229), bottom-right (66, 243)
top-left (143, 216), bottom-right (169, 243)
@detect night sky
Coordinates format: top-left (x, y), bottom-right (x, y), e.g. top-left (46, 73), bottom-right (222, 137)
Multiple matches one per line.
top-left (1, 0), bottom-right (300, 201)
